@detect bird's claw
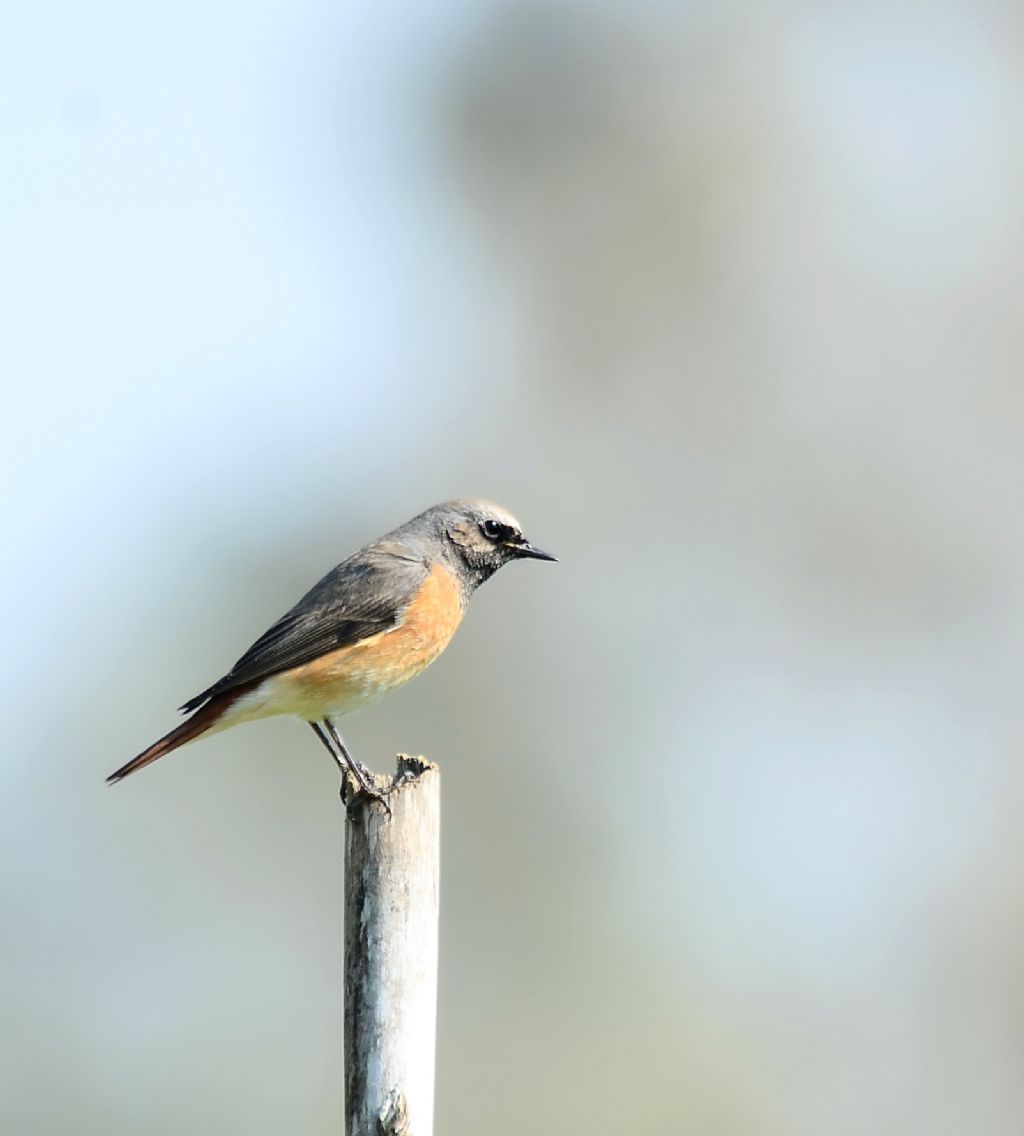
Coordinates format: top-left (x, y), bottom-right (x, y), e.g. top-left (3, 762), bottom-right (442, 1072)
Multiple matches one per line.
top-left (340, 772), bottom-right (392, 818)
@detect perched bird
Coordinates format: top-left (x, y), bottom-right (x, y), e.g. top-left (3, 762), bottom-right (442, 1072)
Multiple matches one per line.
top-left (106, 499), bottom-right (556, 799)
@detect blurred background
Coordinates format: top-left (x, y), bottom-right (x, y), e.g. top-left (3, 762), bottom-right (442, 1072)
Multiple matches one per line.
top-left (4, 1), bottom-right (1024, 1132)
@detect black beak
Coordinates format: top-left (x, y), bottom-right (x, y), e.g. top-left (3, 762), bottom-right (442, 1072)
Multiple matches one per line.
top-left (513, 541), bottom-right (558, 562)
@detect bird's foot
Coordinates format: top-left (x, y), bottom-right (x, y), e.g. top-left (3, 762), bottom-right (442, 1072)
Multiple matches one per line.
top-left (340, 767), bottom-right (392, 818)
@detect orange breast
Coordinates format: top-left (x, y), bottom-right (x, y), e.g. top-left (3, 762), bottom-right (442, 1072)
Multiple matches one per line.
top-left (268, 562), bottom-right (465, 718)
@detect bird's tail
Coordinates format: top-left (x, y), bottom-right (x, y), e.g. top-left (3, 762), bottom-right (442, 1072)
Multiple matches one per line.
top-left (106, 688), bottom-right (249, 785)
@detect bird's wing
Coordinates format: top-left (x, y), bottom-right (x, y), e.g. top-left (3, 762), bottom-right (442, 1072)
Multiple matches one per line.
top-left (179, 548), bottom-right (429, 713)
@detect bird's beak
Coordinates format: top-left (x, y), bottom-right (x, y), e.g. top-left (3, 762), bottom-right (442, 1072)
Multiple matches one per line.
top-left (512, 540), bottom-right (559, 562)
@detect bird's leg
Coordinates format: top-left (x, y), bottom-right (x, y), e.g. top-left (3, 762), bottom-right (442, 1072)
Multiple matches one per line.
top-left (310, 721), bottom-right (346, 776)
top-left (315, 719), bottom-right (391, 816)
top-left (325, 720), bottom-right (377, 787)
top-left (325, 719), bottom-right (391, 811)
top-left (310, 720), bottom-right (376, 808)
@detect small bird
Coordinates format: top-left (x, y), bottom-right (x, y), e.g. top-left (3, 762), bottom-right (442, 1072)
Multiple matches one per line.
top-left (106, 499), bottom-right (556, 798)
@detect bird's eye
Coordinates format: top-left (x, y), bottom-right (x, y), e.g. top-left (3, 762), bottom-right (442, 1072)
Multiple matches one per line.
top-left (482, 519), bottom-right (505, 539)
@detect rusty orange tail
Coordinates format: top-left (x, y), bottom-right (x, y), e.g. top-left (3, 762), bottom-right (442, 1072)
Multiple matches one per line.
top-left (106, 688), bottom-right (249, 785)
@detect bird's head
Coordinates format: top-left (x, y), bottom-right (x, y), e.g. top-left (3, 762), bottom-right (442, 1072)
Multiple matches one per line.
top-left (427, 498), bottom-right (557, 590)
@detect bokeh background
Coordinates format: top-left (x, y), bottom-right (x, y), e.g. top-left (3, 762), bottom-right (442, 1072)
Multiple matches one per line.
top-left (5, 2), bottom-right (1024, 1132)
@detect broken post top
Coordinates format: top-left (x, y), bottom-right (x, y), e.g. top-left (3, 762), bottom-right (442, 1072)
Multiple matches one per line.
top-left (341, 754), bottom-right (439, 816)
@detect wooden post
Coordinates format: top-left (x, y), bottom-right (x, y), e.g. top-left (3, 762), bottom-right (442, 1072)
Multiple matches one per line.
top-left (343, 755), bottom-right (440, 1136)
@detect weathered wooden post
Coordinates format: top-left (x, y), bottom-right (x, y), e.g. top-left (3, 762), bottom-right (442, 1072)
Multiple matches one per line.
top-left (343, 755), bottom-right (440, 1136)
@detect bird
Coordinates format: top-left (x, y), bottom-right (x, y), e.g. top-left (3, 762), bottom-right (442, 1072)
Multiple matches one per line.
top-left (106, 499), bottom-right (556, 801)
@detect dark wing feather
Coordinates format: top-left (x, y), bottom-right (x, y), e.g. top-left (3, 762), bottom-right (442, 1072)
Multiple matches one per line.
top-left (179, 549), bottom-right (428, 713)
